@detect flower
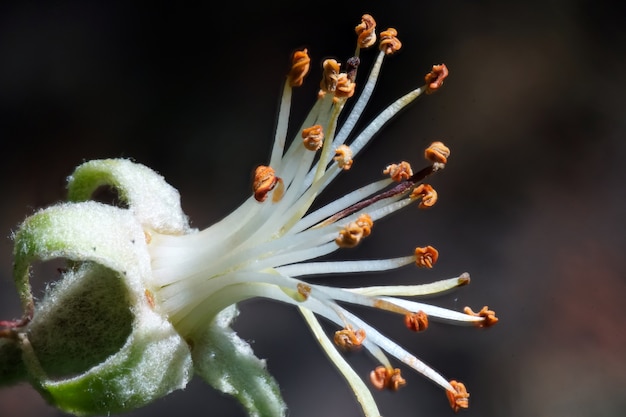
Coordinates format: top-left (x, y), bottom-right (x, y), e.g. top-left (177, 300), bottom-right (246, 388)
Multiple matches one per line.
top-left (0, 14), bottom-right (497, 417)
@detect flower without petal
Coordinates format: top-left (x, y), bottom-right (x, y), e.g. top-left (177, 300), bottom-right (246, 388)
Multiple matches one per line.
top-left (1, 13), bottom-right (498, 417)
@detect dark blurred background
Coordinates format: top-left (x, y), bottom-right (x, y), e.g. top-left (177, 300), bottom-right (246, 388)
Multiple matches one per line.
top-left (1, 1), bottom-right (625, 416)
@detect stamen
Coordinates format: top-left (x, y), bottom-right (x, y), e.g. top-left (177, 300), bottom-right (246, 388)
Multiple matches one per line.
top-left (404, 311), bottom-right (429, 332)
top-left (446, 380), bottom-right (470, 412)
top-left (424, 141), bottom-right (450, 164)
top-left (288, 48), bottom-right (311, 87)
top-left (334, 326), bottom-right (366, 351)
top-left (463, 306), bottom-right (499, 327)
top-left (334, 73), bottom-right (356, 100)
top-left (424, 64), bottom-right (449, 94)
top-left (410, 184), bottom-right (438, 208)
top-left (370, 366), bottom-right (406, 391)
top-left (335, 214), bottom-right (373, 248)
top-left (414, 246), bottom-right (439, 268)
top-left (252, 165), bottom-right (282, 202)
top-left (355, 14), bottom-right (377, 49)
top-left (383, 161), bottom-right (413, 182)
top-left (334, 145), bottom-right (354, 170)
top-left (320, 59), bottom-right (340, 93)
top-left (302, 124), bottom-right (324, 151)
top-left (379, 28), bottom-right (402, 55)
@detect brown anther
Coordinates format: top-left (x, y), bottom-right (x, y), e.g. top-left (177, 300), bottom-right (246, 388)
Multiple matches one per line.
top-left (335, 213), bottom-right (373, 248)
top-left (297, 282), bottom-right (312, 300)
top-left (410, 183), bottom-right (438, 208)
top-left (320, 59), bottom-right (340, 93)
top-left (383, 161), bottom-right (413, 182)
top-left (334, 326), bottom-right (366, 350)
top-left (379, 28), bottom-right (402, 55)
top-left (334, 73), bottom-right (356, 100)
top-left (334, 144), bottom-right (354, 170)
top-left (302, 124), bottom-right (324, 151)
top-left (447, 380), bottom-right (470, 413)
top-left (424, 141), bottom-right (450, 164)
top-left (355, 14), bottom-right (377, 49)
top-left (415, 245), bottom-right (439, 268)
top-left (253, 165), bottom-right (281, 202)
top-left (404, 311), bottom-right (429, 332)
top-left (463, 306), bottom-right (499, 328)
top-left (288, 49), bottom-right (311, 87)
top-left (424, 64), bottom-right (449, 94)
top-left (370, 366), bottom-right (406, 391)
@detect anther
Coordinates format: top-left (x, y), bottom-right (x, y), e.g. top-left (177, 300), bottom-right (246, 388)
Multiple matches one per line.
top-left (297, 282), bottom-right (312, 300)
top-left (355, 14), bottom-right (377, 49)
top-left (334, 326), bottom-right (366, 350)
top-left (345, 56), bottom-right (360, 82)
top-left (335, 214), bottom-right (373, 248)
top-left (424, 64), bottom-right (449, 94)
top-left (288, 49), bottom-right (311, 87)
top-left (424, 141), bottom-right (450, 164)
top-left (253, 165), bottom-right (281, 202)
top-left (414, 246), bottom-right (439, 268)
top-left (144, 230), bottom-right (152, 244)
top-left (446, 380), bottom-right (470, 413)
top-left (302, 124), bottom-right (324, 151)
top-left (410, 183), bottom-right (438, 208)
top-left (334, 73), bottom-right (356, 100)
top-left (383, 161), bottom-right (413, 182)
top-left (379, 28), bottom-right (402, 55)
top-left (463, 306), bottom-right (499, 327)
top-left (320, 59), bottom-right (340, 93)
top-left (370, 366), bottom-right (407, 391)
top-left (334, 144), bottom-right (354, 170)
top-left (404, 311), bottom-right (429, 332)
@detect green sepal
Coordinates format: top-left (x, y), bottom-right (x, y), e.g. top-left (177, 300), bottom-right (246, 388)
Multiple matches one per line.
top-left (193, 306), bottom-right (286, 417)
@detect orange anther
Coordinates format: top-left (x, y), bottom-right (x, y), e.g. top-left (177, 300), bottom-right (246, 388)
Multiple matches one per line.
top-left (415, 245), bottom-right (439, 268)
top-left (334, 73), bottom-right (356, 100)
top-left (355, 14), bottom-right (377, 49)
top-left (379, 28), bottom-right (402, 55)
top-left (410, 183), bottom-right (438, 209)
top-left (297, 282), bottom-right (312, 300)
top-left (253, 165), bottom-right (281, 202)
top-left (424, 64), bottom-right (449, 94)
top-left (446, 380), bottom-right (470, 412)
top-left (463, 306), bottom-right (499, 328)
top-left (370, 366), bottom-right (406, 391)
top-left (334, 326), bottom-right (366, 350)
top-left (334, 145), bottom-right (354, 170)
top-left (335, 214), bottom-right (373, 248)
top-left (302, 124), bottom-right (324, 151)
top-left (404, 311), bottom-right (428, 332)
top-left (424, 141), bottom-right (450, 164)
top-left (320, 59), bottom-right (340, 93)
top-left (288, 49), bottom-right (311, 87)
top-left (383, 161), bottom-right (413, 182)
